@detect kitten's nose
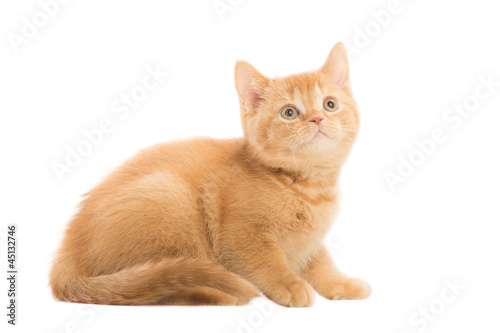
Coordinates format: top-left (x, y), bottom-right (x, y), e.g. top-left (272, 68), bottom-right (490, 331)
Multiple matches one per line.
top-left (309, 115), bottom-right (325, 126)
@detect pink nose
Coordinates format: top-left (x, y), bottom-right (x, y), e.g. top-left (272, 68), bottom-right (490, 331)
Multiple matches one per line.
top-left (309, 115), bottom-right (325, 126)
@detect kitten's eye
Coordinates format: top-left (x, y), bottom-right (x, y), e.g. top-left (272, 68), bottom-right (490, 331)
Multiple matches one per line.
top-left (280, 105), bottom-right (299, 120)
top-left (323, 97), bottom-right (339, 112)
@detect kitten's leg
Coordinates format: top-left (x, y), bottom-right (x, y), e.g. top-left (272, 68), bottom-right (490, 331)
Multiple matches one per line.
top-left (223, 238), bottom-right (315, 307)
top-left (298, 245), bottom-right (371, 300)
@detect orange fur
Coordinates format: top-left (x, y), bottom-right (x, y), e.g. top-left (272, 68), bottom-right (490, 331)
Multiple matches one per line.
top-left (50, 42), bottom-right (371, 306)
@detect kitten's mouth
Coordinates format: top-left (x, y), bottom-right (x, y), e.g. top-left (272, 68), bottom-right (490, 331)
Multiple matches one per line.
top-left (312, 129), bottom-right (329, 140)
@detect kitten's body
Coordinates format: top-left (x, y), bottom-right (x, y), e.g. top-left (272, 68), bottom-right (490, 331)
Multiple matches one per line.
top-left (50, 43), bottom-right (370, 306)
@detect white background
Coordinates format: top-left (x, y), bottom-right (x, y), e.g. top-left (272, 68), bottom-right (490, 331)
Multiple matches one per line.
top-left (1, 0), bottom-right (499, 332)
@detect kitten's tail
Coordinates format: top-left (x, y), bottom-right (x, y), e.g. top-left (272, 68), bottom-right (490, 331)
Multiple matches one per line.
top-left (50, 257), bottom-right (260, 305)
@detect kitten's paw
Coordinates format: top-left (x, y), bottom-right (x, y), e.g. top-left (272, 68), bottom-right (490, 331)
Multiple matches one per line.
top-left (266, 279), bottom-right (315, 307)
top-left (324, 278), bottom-right (371, 300)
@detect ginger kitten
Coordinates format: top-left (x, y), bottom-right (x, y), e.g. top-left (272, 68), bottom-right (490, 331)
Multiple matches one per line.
top-left (50, 42), bottom-right (370, 307)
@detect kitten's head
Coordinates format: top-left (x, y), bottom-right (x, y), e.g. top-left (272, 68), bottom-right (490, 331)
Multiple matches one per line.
top-left (235, 42), bottom-right (360, 172)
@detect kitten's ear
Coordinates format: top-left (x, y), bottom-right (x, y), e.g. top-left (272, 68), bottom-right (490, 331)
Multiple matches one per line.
top-left (234, 61), bottom-right (269, 111)
top-left (320, 42), bottom-right (350, 89)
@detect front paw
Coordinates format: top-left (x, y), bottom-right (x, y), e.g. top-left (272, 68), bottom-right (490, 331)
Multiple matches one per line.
top-left (265, 279), bottom-right (316, 307)
top-left (323, 277), bottom-right (371, 300)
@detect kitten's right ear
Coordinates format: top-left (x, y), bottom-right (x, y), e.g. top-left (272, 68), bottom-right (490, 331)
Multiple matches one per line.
top-left (320, 42), bottom-right (350, 89)
top-left (234, 61), bottom-right (269, 112)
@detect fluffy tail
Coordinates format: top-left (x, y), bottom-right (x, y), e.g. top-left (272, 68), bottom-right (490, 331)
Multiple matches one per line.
top-left (50, 258), bottom-right (259, 305)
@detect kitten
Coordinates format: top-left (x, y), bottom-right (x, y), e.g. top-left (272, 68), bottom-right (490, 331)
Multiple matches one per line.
top-left (50, 42), bottom-right (370, 307)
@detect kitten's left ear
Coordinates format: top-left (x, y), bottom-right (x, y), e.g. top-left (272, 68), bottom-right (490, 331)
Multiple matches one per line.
top-left (234, 61), bottom-right (270, 112)
top-left (320, 42), bottom-right (350, 89)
